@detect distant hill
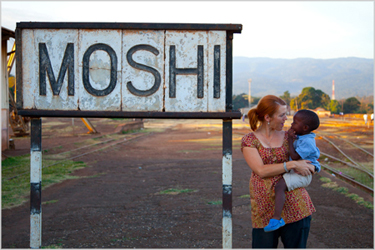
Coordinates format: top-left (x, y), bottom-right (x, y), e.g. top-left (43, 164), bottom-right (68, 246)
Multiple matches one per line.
top-left (233, 57), bottom-right (374, 99)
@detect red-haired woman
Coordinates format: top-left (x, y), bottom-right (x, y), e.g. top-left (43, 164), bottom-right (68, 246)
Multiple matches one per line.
top-left (241, 95), bottom-right (316, 248)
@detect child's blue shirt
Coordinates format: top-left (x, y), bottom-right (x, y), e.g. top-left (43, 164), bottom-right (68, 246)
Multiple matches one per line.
top-left (291, 132), bottom-right (321, 172)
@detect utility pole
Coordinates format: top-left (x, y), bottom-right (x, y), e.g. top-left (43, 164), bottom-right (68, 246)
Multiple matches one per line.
top-left (248, 79), bottom-right (252, 108)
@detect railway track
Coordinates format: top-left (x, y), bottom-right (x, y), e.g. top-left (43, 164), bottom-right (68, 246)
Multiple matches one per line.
top-left (321, 163), bottom-right (373, 195)
top-left (317, 133), bottom-right (373, 195)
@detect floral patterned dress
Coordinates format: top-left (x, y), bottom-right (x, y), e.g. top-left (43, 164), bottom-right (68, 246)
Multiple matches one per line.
top-left (241, 131), bottom-right (316, 228)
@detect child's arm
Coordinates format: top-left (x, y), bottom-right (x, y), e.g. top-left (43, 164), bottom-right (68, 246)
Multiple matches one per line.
top-left (288, 128), bottom-right (301, 160)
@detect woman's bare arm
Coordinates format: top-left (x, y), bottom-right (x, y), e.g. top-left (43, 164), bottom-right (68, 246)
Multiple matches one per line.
top-left (242, 147), bottom-right (314, 178)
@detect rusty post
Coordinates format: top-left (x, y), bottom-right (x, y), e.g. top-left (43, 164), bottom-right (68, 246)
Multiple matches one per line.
top-left (30, 118), bottom-right (42, 248)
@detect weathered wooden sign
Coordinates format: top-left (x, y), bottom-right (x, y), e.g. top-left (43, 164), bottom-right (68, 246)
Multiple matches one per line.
top-left (16, 22), bottom-right (242, 118)
top-left (16, 22), bottom-right (242, 249)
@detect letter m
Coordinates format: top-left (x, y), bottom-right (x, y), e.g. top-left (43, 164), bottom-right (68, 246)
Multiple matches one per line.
top-left (39, 43), bottom-right (74, 96)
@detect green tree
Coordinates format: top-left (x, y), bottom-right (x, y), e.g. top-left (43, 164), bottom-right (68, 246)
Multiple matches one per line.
top-left (358, 96), bottom-right (374, 114)
top-left (280, 91), bottom-right (291, 107)
top-left (329, 100), bottom-right (341, 114)
top-left (291, 87), bottom-right (331, 111)
top-left (232, 93), bottom-right (248, 110)
top-left (318, 90), bottom-right (331, 110)
top-left (343, 97), bottom-right (361, 113)
top-left (358, 103), bottom-right (373, 114)
top-left (232, 94), bottom-right (261, 110)
top-left (290, 98), bottom-right (297, 110)
top-left (368, 103), bottom-right (374, 113)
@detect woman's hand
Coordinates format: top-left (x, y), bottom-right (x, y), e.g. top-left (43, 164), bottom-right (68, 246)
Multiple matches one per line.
top-left (293, 160), bottom-right (314, 176)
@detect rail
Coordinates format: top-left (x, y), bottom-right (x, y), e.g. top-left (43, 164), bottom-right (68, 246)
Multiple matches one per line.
top-left (321, 164), bottom-right (373, 195)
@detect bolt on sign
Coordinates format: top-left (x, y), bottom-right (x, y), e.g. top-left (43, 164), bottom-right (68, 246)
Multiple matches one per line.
top-left (16, 22), bottom-right (242, 118)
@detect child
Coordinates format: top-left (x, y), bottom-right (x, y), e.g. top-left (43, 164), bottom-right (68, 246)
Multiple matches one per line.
top-left (264, 109), bottom-right (321, 232)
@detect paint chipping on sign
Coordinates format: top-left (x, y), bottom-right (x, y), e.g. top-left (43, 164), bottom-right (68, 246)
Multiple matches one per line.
top-left (20, 28), bottom-right (227, 112)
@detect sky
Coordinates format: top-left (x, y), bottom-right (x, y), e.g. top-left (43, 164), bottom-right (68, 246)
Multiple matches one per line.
top-left (1, 1), bottom-right (374, 60)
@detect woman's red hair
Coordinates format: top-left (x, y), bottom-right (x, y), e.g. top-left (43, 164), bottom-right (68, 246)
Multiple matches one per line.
top-left (247, 95), bottom-right (286, 131)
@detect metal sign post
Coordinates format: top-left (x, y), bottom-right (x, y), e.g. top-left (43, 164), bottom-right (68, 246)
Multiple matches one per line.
top-left (15, 22), bottom-right (242, 248)
top-left (30, 118), bottom-right (42, 248)
top-left (222, 119), bottom-right (233, 248)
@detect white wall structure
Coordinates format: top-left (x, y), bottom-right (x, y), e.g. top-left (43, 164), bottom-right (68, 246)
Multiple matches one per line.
top-left (1, 27), bottom-right (15, 151)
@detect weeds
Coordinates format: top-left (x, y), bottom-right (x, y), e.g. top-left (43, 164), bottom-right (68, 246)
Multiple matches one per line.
top-left (320, 177), bottom-right (332, 183)
top-left (207, 200), bottom-right (222, 205)
top-left (319, 177), bottom-right (373, 210)
top-left (239, 194), bottom-right (250, 198)
top-left (2, 155), bottom-right (89, 209)
top-left (41, 239), bottom-right (63, 249)
top-left (42, 200), bottom-right (58, 205)
top-left (159, 188), bottom-right (197, 195)
top-left (41, 243), bottom-right (63, 249)
top-left (121, 129), bottom-right (139, 134)
top-left (333, 186), bottom-right (349, 194)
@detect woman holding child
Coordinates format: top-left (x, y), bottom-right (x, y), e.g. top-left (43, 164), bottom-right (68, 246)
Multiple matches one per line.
top-left (241, 95), bottom-right (316, 248)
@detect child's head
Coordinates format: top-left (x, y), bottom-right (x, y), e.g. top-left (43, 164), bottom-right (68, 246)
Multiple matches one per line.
top-left (291, 110), bottom-right (320, 135)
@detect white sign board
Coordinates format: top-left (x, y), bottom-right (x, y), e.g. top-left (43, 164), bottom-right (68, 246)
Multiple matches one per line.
top-left (16, 23), bottom-right (242, 117)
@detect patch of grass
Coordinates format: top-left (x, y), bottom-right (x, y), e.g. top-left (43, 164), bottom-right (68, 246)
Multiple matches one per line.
top-left (345, 193), bottom-right (373, 209)
top-left (322, 182), bottom-right (338, 188)
top-left (159, 188), bottom-right (197, 195)
top-left (345, 193), bottom-right (359, 199)
top-left (144, 127), bottom-right (166, 133)
top-left (239, 194), bottom-right (250, 199)
top-left (319, 177), bottom-right (332, 183)
top-left (338, 167), bottom-right (373, 189)
top-left (42, 200), bottom-right (58, 205)
top-left (83, 173), bottom-right (107, 179)
top-left (207, 200), bottom-right (222, 205)
top-left (2, 155), bottom-right (89, 209)
top-left (320, 169), bottom-right (372, 192)
top-left (320, 177), bottom-right (373, 210)
top-left (2, 155), bottom-right (30, 171)
top-left (333, 186), bottom-right (349, 194)
top-left (41, 243), bottom-right (63, 249)
top-left (121, 129), bottom-right (139, 134)
top-left (42, 239), bottom-right (63, 249)
top-left (359, 200), bottom-right (373, 209)
top-left (361, 162), bottom-right (374, 173)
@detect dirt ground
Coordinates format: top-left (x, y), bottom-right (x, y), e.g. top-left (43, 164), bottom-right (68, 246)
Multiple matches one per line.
top-left (1, 117), bottom-right (374, 248)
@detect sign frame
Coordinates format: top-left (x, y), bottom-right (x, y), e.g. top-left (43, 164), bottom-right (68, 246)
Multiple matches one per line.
top-left (16, 22), bottom-right (242, 119)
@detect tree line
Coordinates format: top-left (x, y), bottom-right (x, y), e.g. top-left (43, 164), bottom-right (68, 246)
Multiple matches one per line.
top-left (233, 87), bottom-right (374, 114)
